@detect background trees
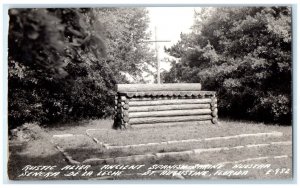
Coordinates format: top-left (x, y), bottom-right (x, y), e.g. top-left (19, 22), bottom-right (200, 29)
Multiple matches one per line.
top-left (94, 8), bottom-right (155, 83)
top-left (163, 7), bottom-right (291, 124)
top-left (8, 7), bottom-right (292, 129)
top-left (8, 8), bottom-right (154, 129)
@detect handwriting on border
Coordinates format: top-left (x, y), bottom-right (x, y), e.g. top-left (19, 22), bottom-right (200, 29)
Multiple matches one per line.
top-left (17, 163), bottom-right (291, 178)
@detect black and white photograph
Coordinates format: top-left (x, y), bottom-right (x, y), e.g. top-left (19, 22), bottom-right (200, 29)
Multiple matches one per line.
top-left (4, 4), bottom-right (294, 182)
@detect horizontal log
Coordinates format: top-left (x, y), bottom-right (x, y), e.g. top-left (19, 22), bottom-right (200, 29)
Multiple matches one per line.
top-left (117, 83), bottom-right (202, 92)
top-left (129, 98), bottom-right (212, 106)
top-left (130, 115), bottom-right (212, 124)
top-left (123, 91), bottom-right (215, 98)
top-left (129, 109), bottom-right (212, 118)
top-left (129, 97), bottom-right (174, 101)
top-left (131, 120), bottom-right (212, 129)
top-left (129, 104), bottom-right (211, 112)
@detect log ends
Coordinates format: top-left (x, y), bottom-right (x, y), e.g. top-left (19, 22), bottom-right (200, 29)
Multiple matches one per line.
top-left (129, 115), bottom-right (212, 125)
top-left (129, 109), bottom-right (212, 118)
top-left (131, 120), bottom-right (212, 129)
top-left (122, 91), bottom-right (215, 98)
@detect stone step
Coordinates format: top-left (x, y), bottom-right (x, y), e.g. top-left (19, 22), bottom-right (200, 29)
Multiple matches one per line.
top-left (52, 131), bottom-right (290, 163)
top-left (86, 123), bottom-right (292, 146)
top-left (82, 141), bottom-right (292, 165)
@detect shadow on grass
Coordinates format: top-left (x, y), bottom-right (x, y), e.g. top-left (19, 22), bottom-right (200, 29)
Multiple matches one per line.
top-left (49, 118), bottom-right (114, 129)
top-left (8, 143), bottom-right (69, 180)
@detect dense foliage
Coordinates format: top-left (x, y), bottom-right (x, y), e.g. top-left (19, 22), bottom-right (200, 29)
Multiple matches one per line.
top-left (8, 8), bottom-right (154, 129)
top-left (163, 7), bottom-right (292, 124)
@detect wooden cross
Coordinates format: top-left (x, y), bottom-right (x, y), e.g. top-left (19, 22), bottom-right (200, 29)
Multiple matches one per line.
top-left (143, 27), bottom-right (171, 84)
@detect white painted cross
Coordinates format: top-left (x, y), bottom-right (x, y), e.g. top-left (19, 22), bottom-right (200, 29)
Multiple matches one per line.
top-left (143, 26), bottom-right (171, 84)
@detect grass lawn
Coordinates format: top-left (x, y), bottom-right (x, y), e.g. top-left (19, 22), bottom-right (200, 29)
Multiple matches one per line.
top-left (87, 121), bottom-right (291, 146)
top-left (8, 119), bottom-right (293, 180)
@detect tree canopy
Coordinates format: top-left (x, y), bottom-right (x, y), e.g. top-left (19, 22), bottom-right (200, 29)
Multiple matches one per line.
top-left (163, 7), bottom-right (292, 124)
top-left (8, 8), bottom-right (154, 129)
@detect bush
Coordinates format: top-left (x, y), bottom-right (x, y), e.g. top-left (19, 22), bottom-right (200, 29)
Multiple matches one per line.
top-left (8, 8), bottom-right (154, 130)
top-left (10, 123), bottom-right (46, 142)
